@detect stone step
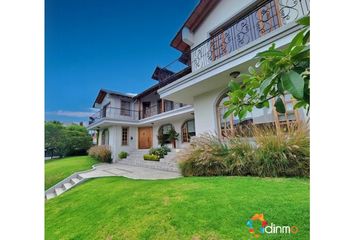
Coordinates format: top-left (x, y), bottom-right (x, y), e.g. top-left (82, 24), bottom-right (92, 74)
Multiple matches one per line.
top-left (123, 159), bottom-right (178, 166)
top-left (118, 160), bottom-right (179, 172)
top-left (71, 178), bottom-right (80, 185)
top-left (117, 149), bottom-right (180, 172)
top-left (46, 192), bottom-right (56, 200)
top-left (54, 187), bottom-right (64, 196)
top-left (63, 182), bottom-right (73, 190)
top-left (121, 158), bottom-right (177, 164)
top-left (126, 154), bottom-right (147, 158)
top-left (127, 152), bottom-right (178, 158)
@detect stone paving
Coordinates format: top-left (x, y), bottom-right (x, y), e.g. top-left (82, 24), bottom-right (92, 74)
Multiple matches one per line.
top-left (81, 163), bottom-right (182, 180)
top-left (45, 163), bottom-right (182, 199)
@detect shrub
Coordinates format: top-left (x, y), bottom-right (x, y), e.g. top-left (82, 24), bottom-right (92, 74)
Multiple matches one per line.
top-left (88, 145), bottom-right (112, 163)
top-left (178, 134), bottom-right (228, 176)
top-left (118, 151), bottom-right (129, 159)
top-left (252, 124), bottom-right (309, 177)
top-left (149, 146), bottom-right (170, 158)
top-left (226, 138), bottom-right (255, 176)
top-left (143, 154), bottom-right (160, 161)
top-left (149, 148), bottom-right (164, 159)
top-left (178, 123), bottom-right (309, 178)
top-left (161, 145), bottom-right (171, 153)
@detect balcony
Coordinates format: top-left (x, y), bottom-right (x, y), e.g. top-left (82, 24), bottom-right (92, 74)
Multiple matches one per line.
top-left (89, 107), bottom-right (139, 125)
top-left (190, 0), bottom-right (310, 71)
top-left (88, 104), bottom-right (187, 125)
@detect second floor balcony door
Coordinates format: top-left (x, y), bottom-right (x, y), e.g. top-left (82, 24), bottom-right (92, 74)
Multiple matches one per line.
top-left (164, 100), bottom-right (174, 112)
top-left (142, 102), bottom-right (151, 118)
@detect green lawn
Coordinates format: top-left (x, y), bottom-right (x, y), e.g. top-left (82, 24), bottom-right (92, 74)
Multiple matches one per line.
top-left (45, 176), bottom-right (309, 240)
top-left (45, 156), bottom-right (98, 190)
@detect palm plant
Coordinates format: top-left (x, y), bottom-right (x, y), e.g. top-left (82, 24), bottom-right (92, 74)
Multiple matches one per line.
top-left (167, 129), bottom-right (179, 148)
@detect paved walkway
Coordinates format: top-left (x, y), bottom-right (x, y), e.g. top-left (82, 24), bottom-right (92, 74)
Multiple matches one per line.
top-left (80, 163), bottom-right (182, 180)
top-left (46, 163), bottom-right (182, 199)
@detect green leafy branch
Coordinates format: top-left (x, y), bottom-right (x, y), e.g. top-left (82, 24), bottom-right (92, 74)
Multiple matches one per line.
top-left (224, 16), bottom-right (310, 120)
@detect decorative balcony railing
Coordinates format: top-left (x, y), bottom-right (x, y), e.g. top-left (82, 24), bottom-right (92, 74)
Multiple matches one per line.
top-left (89, 107), bottom-right (140, 125)
top-left (141, 102), bottom-right (184, 119)
top-left (191, 0), bottom-right (310, 71)
top-left (89, 103), bottom-right (187, 125)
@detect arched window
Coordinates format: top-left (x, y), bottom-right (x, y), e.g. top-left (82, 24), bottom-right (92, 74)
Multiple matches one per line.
top-left (158, 124), bottom-right (174, 144)
top-left (216, 92), bottom-right (253, 137)
top-left (181, 119), bottom-right (195, 142)
top-left (272, 94), bottom-right (301, 131)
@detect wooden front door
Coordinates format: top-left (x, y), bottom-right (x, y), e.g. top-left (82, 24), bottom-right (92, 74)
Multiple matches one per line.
top-left (138, 127), bottom-right (153, 149)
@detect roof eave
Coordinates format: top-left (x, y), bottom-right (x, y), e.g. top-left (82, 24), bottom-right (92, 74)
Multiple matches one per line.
top-left (170, 0), bottom-right (220, 52)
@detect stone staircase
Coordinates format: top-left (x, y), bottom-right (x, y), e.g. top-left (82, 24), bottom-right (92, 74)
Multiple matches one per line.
top-left (117, 149), bottom-right (181, 172)
top-left (45, 151), bottom-right (183, 200)
top-left (45, 172), bottom-right (87, 200)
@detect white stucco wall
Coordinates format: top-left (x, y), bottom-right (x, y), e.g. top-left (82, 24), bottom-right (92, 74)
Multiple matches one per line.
top-left (97, 129), bottom-right (102, 145)
top-left (193, 88), bottom-right (224, 135)
top-left (95, 94), bottom-right (111, 109)
top-left (100, 125), bottom-right (138, 162)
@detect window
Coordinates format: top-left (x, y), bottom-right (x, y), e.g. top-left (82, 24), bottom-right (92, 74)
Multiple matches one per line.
top-left (272, 94), bottom-right (301, 131)
top-left (102, 103), bottom-right (110, 118)
top-left (158, 124), bottom-right (174, 144)
top-left (120, 100), bottom-right (131, 116)
top-left (164, 100), bottom-right (174, 112)
top-left (142, 102), bottom-right (151, 118)
top-left (216, 92), bottom-right (301, 136)
top-left (182, 119), bottom-right (196, 142)
top-left (157, 100), bottom-right (162, 114)
top-left (216, 92), bottom-right (253, 137)
top-left (122, 127), bottom-right (129, 146)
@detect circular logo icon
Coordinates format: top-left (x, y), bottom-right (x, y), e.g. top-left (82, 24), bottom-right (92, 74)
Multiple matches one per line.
top-left (246, 213), bottom-right (268, 238)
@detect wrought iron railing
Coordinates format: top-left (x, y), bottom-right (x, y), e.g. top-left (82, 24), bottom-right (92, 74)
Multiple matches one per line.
top-left (89, 107), bottom-right (140, 124)
top-left (88, 103), bottom-right (187, 125)
top-left (141, 102), bottom-right (184, 119)
top-left (191, 0), bottom-right (310, 71)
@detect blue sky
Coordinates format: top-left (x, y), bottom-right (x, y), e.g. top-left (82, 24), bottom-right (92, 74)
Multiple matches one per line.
top-left (45, 0), bottom-right (198, 123)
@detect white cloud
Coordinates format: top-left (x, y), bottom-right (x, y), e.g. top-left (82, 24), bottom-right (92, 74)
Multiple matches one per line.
top-left (46, 110), bottom-right (96, 118)
top-left (126, 93), bottom-right (137, 97)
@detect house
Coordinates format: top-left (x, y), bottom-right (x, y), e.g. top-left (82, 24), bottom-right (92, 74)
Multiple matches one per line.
top-left (88, 73), bottom-right (195, 162)
top-left (88, 0), bottom-right (310, 162)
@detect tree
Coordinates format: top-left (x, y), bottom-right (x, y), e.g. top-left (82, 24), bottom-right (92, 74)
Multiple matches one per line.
top-left (224, 16), bottom-right (310, 120)
top-left (62, 125), bottom-right (92, 156)
top-left (45, 121), bottom-right (65, 156)
top-left (45, 121), bottom-right (92, 157)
